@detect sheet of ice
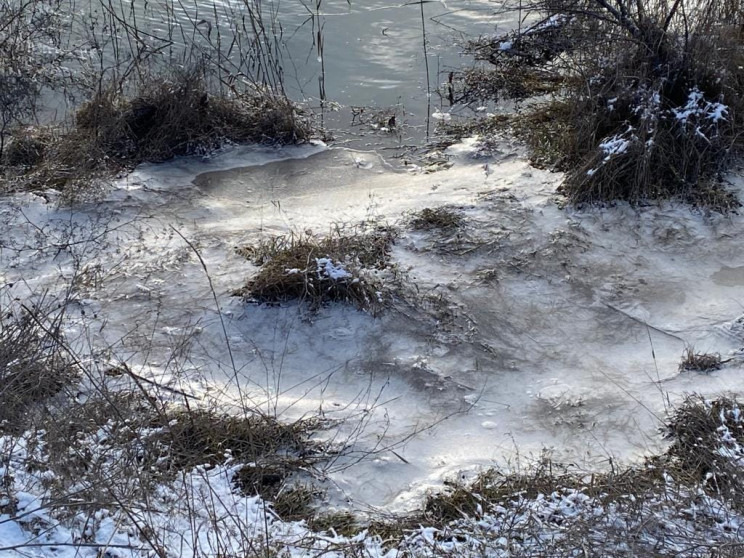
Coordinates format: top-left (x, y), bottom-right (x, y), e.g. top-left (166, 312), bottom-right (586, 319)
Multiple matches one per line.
top-left (2, 139), bottom-right (744, 515)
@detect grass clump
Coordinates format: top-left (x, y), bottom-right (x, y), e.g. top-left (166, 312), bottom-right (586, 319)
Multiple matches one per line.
top-left (410, 207), bottom-right (462, 231)
top-left (461, 0), bottom-right (744, 208)
top-left (510, 101), bottom-right (575, 170)
top-left (235, 227), bottom-right (395, 314)
top-left (665, 395), bottom-right (744, 500)
top-left (679, 347), bottom-right (725, 372)
top-left (1, 128), bottom-right (53, 169)
top-left (308, 511), bottom-right (360, 537)
top-left (36, 390), bottom-right (331, 517)
top-left (1, 68), bottom-right (312, 196)
top-left (73, 70), bottom-right (310, 164)
top-left (154, 408), bottom-right (323, 473)
top-left (0, 305), bottom-right (77, 434)
top-left (271, 485), bottom-right (317, 522)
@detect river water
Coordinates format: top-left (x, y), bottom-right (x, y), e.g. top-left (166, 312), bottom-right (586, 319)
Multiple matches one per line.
top-left (77, 0), bottom-right (514, 148)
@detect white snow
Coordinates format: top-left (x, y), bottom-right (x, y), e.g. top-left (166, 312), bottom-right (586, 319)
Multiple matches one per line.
top-left (316, 258), bottom-right (352, 280)
top-left (599, 130), bottom-right (632, 160)
top-left (431, 110), bottom-right (451, 121)
top-left (673, 87), bottom-right (728, 125)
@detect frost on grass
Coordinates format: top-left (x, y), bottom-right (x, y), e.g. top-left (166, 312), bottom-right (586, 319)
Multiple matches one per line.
top-left (234, 226), bottom-right (396, 314)
top-left (5, 395), bottom-right (744, 556)
top-left (0, 387), bottom-right (342, 557)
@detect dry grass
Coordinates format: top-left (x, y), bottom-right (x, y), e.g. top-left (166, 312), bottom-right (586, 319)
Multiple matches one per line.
top-left (34, 388), bottom-right (332, 521)
top-left (350, 105), bottom-right (401, 133)
top-left (1, 128), bottom-right (53, 168)
top-left (271, 485), bottom-right (317, 522)
top-left (235, 227), bottom-right (396, 314)
top-left (0, 304), bottom-right (77, 434)
top-left (456, 66), bottom-right (569, 106)
top-left (155, 408), bottom-right (324, 473)
top-left (1, 69), bottom-right (312, 197)
top-left (460, 0), bottom-right (744, 208)
top-left (510, 101), bottom-right (575, 170)
top-left (433, 114), bottom-right (512, 151)
top-left (679, 347), bottom-right (724, 372)
top-left (308, 511), bottom-right (359, 537)
top-left (665, 395), bottom-right (744, 505)
top-left (410, 207), bottom-right (462, 231)
top-left (73, 71), bottom-right (310, 163)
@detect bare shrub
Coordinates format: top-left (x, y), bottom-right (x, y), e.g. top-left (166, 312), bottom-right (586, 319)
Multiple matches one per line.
top-left (464, 0), bottom-right (744, 207)
top-left (0, 0), bottom-right (69, 159)
top-left (0, 302), bottom-right (77, 433)
top-left (235, 227), bottom-right (396, 314)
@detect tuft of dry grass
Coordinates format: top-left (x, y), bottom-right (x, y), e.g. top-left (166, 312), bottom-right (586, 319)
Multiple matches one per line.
top-left (510, 101), bottom-right (575, 170)
top-left (154, 408), bottom-right (324, 473)
top-left (234, 227), bottom-right (396, 314)
top-left (410, 207), bottom-right (462, 231)
top-left (271, 485), bottom-right (317, 522)
top-left (0, 305), bottom-right (77, 434)
top-left (308, 511), bottom-right (360, 537)
top-left (1, 129), bottom-right (53, 168)
top-left (679, 347), bottom-right (724, 372)
top-left (72, 70), bottom-right (311, 164)
top-left (665, 395), bottom-right (744, 504)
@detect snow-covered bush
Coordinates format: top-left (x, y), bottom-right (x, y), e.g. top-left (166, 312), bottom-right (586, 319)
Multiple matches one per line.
top-left (466, 0), bottom-right (744, 207)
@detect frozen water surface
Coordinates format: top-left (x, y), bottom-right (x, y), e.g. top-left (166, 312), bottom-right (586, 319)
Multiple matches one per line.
top-left (3, 140), bottom-right (744, 511)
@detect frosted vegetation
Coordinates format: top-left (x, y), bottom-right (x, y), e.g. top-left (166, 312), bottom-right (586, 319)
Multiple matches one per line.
top-left (1, 0), bottom-right (744, 556)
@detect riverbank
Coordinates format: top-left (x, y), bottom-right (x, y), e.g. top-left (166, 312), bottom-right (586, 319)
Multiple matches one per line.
top-left (2, 136), bottom-right (744, 555)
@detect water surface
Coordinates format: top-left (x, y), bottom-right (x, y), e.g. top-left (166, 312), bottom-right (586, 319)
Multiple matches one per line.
top-left (87, 0), bottom-right (515, 147)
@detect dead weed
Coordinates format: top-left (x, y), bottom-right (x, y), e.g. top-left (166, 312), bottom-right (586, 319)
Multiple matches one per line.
top-left (235, 227), bottom-right (396, 314)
